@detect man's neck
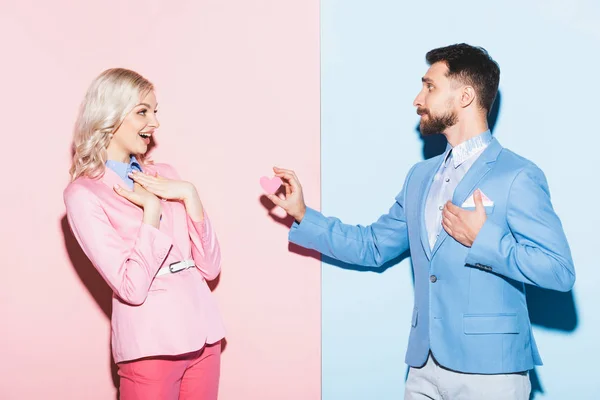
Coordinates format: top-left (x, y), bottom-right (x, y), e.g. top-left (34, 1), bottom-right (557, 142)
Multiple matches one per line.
top-left (444, 118), bottom-right (489, 148)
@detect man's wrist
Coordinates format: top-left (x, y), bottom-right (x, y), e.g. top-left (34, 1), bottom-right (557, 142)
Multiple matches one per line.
top-left (294, 206), bottom-right (307, 224)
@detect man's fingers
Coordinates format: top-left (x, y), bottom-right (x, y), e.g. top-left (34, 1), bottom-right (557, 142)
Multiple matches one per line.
top-left (442, 215), bottom-right (453, 229)
top-left (275, 172), bottom-right (301, 191)
top-left (474, 189), bottom-right (484, 210)
top-left (273, 166), bottom-right (295, 175)
top-left (444, 201), bottom-right (462, 216)
top-left (442, 220), bottom-right (453, 236)
top-left (267, 194), bottom-right (284, 208)
top-left (274, 167), bottom-right (301, 185)
top-left (274, 171), bottom-right (294, 181)
top-left (443, 207), bottom-right (460, 224)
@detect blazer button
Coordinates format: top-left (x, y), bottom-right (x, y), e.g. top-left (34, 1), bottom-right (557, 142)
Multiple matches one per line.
top-left (430, 275), bottom-right (437, 283)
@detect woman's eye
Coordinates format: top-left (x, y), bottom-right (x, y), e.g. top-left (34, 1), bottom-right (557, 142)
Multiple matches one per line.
top-left (138, 109), bottom-right (147, 116)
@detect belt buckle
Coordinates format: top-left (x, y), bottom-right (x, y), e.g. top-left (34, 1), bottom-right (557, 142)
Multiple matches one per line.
top-left (169, 261), bottom-right (187, 273)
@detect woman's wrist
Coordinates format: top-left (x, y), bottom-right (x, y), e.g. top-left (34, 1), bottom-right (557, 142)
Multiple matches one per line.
top-left (183, 186), bottom-right (205, 222)
top-left (142, 201), bottom-right (162, 228)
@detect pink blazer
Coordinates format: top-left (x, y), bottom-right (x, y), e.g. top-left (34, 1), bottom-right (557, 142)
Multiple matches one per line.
top-left (64, 162), bottom-right (225, 363)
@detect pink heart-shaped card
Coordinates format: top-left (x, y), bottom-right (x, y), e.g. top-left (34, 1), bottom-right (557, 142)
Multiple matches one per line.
top-left (260, 176), bottom-right (282, 194)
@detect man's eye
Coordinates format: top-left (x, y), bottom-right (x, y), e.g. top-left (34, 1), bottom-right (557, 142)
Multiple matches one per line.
top-left (427, 84), bottom-right (434, 90)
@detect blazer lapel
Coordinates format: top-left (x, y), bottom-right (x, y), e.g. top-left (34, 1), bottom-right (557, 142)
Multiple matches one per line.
top-left (418, 156), bottom-right (446, 260)
top-left (430, 138), bottom-right (503, 257)
top-left (100, 167), bottom-right (126, 190)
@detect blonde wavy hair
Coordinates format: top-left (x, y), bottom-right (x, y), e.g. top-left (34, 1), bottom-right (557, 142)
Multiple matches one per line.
top-left (70, 68), bottom-right (154, 180)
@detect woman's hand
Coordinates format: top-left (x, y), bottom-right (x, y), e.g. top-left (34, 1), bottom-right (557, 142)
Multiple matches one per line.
top-left (130, 171), bottom-right (205, 222)
top-left (114, 182), bottom-right (162, 228)
top-left (129, 171), bottom-right (195, 201)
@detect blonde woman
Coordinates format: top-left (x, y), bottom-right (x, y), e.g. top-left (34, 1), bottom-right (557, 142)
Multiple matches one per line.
top-left (64, 68), bottom-right (225, 400)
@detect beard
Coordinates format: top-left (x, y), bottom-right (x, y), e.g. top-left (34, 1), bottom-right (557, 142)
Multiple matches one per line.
top-left (417, 107), bottom-right (458, 136)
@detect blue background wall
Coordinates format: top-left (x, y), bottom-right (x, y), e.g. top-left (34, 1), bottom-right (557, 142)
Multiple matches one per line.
top-left (320, 0), bottom-right (599, 398)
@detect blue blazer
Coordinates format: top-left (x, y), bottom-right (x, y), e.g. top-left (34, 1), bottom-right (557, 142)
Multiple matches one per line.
top-left (289, 138), bottom-right (575, 374)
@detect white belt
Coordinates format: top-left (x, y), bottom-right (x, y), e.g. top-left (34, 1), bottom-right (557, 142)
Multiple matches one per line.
top-left (156, 259), bottom-right (196, 277)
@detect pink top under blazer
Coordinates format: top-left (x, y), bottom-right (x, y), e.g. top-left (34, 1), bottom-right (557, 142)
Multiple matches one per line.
top-left (64, 162), bottom-right (225, 363)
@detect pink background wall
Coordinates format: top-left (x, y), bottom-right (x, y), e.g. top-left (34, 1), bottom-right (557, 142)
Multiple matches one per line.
top-left (0, 1), bottom-right (320, 399)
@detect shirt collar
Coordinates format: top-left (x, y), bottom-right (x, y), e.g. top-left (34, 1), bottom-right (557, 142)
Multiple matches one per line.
top-left (444, 130), bottom-right (493, 169)
top-left (105, 156), bottom-right (142, 188)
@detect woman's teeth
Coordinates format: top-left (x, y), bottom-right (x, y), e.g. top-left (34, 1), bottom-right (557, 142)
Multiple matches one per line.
top-left (139, 133), bottom-right (151, 139)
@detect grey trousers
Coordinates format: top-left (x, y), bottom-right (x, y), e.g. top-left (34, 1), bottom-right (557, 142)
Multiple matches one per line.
top-left (404, 354), bottom-right (531, 400)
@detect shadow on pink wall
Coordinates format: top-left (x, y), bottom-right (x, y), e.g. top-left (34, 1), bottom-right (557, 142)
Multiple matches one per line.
top-left (259, 189), bottom-right (322, 261)
top-left (60, 215), bottom-right (120, 396)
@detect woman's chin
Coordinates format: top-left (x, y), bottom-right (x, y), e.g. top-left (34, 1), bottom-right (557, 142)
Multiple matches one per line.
top-left (136, 144), bottom-right (149, 155)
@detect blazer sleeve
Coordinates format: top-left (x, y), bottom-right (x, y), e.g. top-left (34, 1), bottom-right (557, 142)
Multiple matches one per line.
top-left (465, 165), bottom-right (575, 292)
top-left (187, 211), bottom-right (222, 281)
top-left (64, 184), bottom-right (173, 305)
top-left (288, 166), bottom-right (416, 267)
top-left (156, 163), bottom-right (222, 281)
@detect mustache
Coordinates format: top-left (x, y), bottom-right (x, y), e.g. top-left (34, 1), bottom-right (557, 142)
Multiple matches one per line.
top-left (416, 107), bottom-right (429, 116)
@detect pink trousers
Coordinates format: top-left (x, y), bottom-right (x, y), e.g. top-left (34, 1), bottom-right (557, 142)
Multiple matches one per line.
top-left (118, 342), bottom-right (221, 400)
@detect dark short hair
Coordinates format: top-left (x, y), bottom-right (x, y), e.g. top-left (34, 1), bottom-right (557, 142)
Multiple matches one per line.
top-left (426, 43), bottom-right (500, 114)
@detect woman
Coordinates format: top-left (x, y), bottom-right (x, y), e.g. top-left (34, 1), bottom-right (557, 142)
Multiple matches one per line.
top-left (64, 68), bottom-right (225, 400)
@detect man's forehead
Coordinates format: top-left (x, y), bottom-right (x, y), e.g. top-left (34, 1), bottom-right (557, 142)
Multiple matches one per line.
top-left (423, 62), bottom-right (449, 82)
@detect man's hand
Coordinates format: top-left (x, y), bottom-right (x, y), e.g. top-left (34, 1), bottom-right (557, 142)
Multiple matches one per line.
top-left (442, 189), bottom-right (487, 247)
top-left (267, 167), bottom-right (307, 223)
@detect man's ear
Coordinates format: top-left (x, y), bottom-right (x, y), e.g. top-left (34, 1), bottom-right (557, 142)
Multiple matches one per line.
top-left (460, 86), bottom-right (476, 108)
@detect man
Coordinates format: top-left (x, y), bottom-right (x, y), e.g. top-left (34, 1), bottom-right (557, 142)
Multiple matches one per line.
top-left (268, 44), bottom-right (575, 399)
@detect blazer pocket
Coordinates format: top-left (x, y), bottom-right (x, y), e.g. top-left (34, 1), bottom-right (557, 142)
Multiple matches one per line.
top-left (463, 313), bottom-right (519, 334)
top-left (411, 308), bottom-right (418, 327)
top-left (462, 205), bottom-right (495, 215)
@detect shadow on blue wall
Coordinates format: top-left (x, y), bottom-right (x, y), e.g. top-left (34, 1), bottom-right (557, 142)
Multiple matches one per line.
top-left (319, 91), bottom-right (579, 399)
